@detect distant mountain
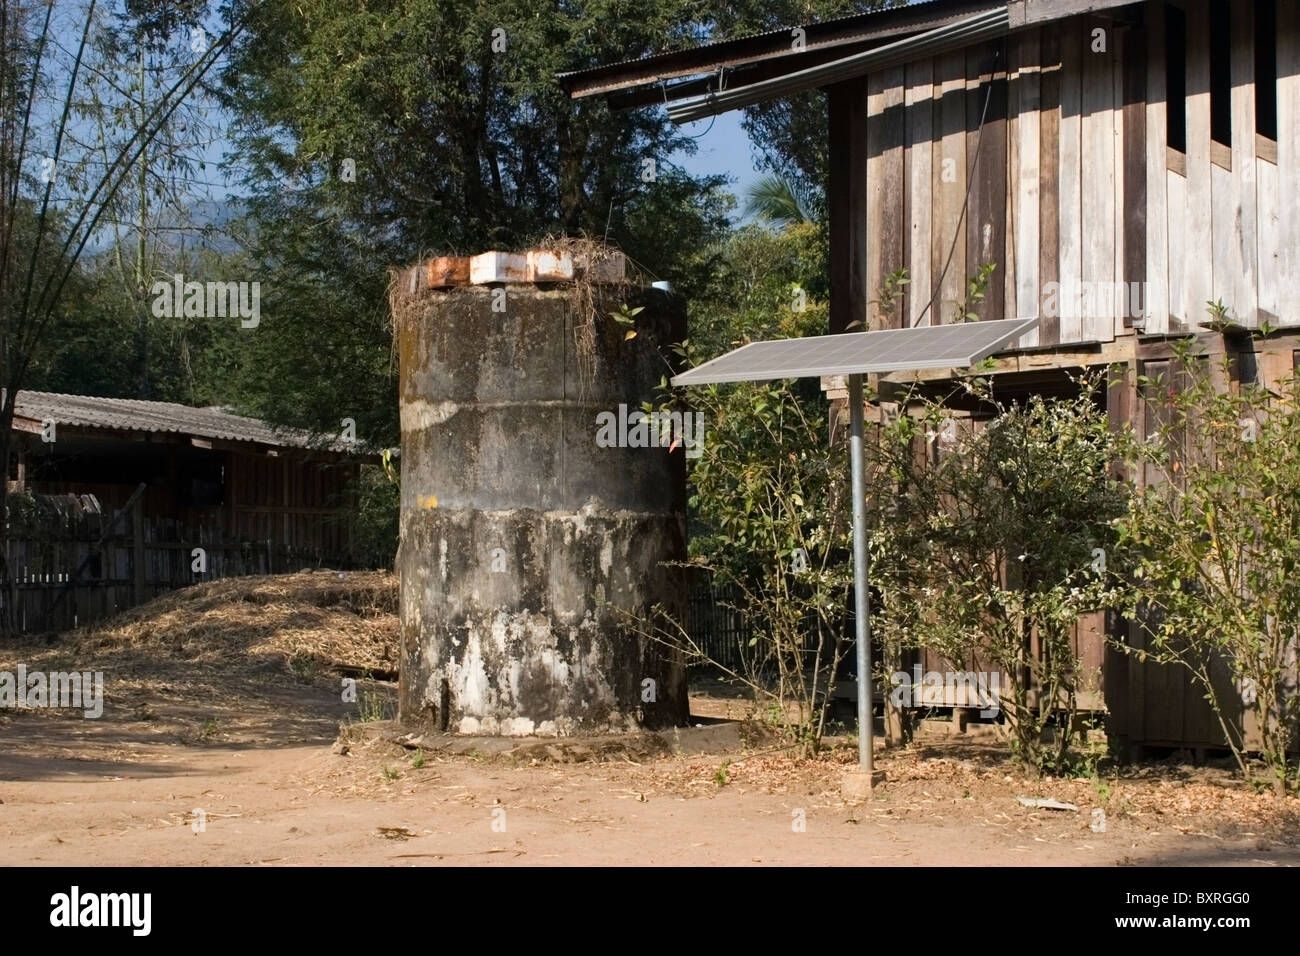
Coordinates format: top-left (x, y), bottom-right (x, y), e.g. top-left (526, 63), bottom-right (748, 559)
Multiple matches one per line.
top-left (83, 194), bottom-right (249, 258)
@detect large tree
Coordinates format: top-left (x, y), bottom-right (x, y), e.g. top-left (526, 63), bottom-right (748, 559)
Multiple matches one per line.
top-left (0, 0), bottom-right (233, 628)
top-left (216, 0), bottom-right (734, 446)
top-left (74, 1), bottom-right (228, 398)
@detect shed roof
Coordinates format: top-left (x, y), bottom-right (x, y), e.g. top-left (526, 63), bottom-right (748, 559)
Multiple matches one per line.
top-left (558, 0), bottom-right (1001, 101)
top-left (13, 391), bottom-right (372, 457)
top-left (563, 0), bottom-right (1140, 109)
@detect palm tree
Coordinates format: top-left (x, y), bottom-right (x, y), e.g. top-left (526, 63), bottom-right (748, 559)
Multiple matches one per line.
top-left (742, 174), bottom-right (819, 229)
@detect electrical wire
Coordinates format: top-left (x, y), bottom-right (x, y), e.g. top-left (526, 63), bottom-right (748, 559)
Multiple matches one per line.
top-left (670, 69), bottom-right (721, 140)
top-left (909, 46), bottom-right (1001, 329)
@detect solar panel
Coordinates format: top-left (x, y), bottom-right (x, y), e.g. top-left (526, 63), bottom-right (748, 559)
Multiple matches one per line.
top-left (671, 317), bottom-right (1038, 386)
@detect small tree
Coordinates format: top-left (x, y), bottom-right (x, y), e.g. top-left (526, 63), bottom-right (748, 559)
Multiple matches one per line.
top-left (677, 369), bottom-right (854, 751)
top-left (870, 376), bottom-right (1128, 773)
top-left (1116, 341), bottom-right (1300, 794)
top-left (624, 223), bottom-right (851, 752)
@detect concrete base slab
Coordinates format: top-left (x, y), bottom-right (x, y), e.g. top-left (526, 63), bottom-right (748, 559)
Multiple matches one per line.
top-left (341, 718), bottom-right (773, 762)
top-left (841, 769), bottom-right (886, 802)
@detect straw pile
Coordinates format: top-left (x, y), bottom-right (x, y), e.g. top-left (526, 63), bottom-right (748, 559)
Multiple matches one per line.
top-left (23, 570), bottom-right (399, 683)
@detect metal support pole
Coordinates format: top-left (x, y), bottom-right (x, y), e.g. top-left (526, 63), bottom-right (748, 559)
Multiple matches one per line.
top-left (848, 373), bottom-right (873, 772)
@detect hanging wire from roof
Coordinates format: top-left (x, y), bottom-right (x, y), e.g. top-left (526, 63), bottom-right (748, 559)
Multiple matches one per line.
top-left (671, 67), bottom-right (724, 139)
top-left (910, 45), bottom-right (1001, 329)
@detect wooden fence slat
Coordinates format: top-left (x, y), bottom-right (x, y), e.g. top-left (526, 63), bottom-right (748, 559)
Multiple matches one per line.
top-left (5, 491), bottom-right (352, 634)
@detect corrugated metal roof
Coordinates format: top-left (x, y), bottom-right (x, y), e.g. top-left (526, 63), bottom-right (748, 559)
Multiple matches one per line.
top-left (562, 1), bottom-right (1142, 100)
top-left (668, 6), bottom-right (1011, 123)
top-left (559, 0), bottom-right (998, 97)
top-left (558, 3), bottom-right (921, 77)
top-left (13, 391), bottom-right (365, 455)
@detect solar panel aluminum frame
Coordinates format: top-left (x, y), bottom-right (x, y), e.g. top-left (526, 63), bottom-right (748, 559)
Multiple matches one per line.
top-left (670, 317), bottom-right (1038, 386)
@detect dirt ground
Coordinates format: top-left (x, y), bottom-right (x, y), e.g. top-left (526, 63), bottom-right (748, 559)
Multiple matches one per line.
top-left (1, 572), bottom-right (1297, 867)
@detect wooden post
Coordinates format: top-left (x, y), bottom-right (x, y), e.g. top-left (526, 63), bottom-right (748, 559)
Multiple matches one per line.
top-left (827, 78), bottom-right (869, 335)
top-left (132, 494), bottom-right (145, 606)
top-left (952, 707), bottom-right (970, 736)
top-left (347, 462), bottom-right (357, 565)
top-left (282, 456), bottom-right (291, 562)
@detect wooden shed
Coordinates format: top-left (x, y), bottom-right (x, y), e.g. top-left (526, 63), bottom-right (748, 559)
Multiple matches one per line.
top-left (564, 0), bottom-right (1300, 753)
top-left (5, 391), bottom-right (377, 632)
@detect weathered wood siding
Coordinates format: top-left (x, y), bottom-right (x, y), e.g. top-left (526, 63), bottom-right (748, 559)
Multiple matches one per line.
top-left (3, 495), bottom-right (352, 635)
top-left (861, 0), bottom-right (1300, 342)
top-left (226, 452), bottom-right (355, 557)
top-left (30, 453), bottom-right (356, 560)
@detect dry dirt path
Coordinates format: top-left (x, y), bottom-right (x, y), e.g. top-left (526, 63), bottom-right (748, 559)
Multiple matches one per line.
top-left (1, 685), bottom-right (1296, 867)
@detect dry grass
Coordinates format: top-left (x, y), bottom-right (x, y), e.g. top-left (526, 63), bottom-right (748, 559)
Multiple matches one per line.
top-left (0, 571), bottom-right (399, 719)
top-left (73, 570), bottom-right (395, 672)
top-left (544, 236), bottom-right (633, 398)
top-left (633, 735), bottom-right (1300, 845)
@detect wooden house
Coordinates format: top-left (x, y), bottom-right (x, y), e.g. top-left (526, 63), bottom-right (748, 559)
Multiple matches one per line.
top-left (563, 0), bottom-right (1300, 753)
top-left (5, 391), bottom-right (376, 632)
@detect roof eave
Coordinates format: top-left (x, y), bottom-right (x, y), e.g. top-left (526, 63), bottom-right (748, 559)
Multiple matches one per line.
top-left (668, 6), bottom-right (1013, 124)
top-left (558, 0), bottom-right (1004, 100)
top-left (10, 414), bottom-right (380, 462)
top-left (562, 0), bottom-right (1143, 107)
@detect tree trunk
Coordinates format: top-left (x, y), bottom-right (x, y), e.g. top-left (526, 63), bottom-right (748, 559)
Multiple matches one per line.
top-left (0, 393), bottom-right (16, 635)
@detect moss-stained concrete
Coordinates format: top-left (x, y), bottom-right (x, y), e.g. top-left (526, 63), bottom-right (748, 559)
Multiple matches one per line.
top-left (396, 284), bottom-right (688, 734)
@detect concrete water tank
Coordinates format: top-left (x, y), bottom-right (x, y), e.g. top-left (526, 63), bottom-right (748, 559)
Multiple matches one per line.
top-left (394, 255), bottom-right (689, 735)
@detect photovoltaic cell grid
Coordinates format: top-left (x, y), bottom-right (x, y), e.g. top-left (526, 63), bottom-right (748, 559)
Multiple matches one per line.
top-left (671, 317), bottom-right (1039, 385)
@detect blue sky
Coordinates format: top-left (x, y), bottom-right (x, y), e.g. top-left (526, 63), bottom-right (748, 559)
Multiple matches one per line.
top-left (666, 0), bottom-right (923, 210)
top-left (670, 110), bottom-right (764, 206)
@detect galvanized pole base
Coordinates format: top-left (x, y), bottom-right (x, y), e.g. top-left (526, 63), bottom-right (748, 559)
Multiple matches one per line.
top-left (848, 373), bottom-right (873, 773)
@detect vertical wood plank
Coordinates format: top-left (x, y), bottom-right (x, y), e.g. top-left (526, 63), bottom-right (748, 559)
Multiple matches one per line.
top-left (879, 64), bottom-right (908, 330)
top-left (1167, 169), bottom-right (1189, 326)
top-left (1039, 27), bottom-right (1062, 345)
top-left (967, 42), bottom-right (1008, 322)
top-left (1209, 14), bottom-right (1244, 324)
top-left (1229, 1), bottom-right (1258, 325)
top-left (1013, 32), bottom-right (1043, 345)
top-left (935, 50), bottom-right (968, 326)
top-left (1277, 0), bottom-right (1300, 326)
top-left (1127, 621), bottom-right (1147, 746)
top-left (1124, 18), bottom-right (1149, 333)
top-left (1113, 23), bottom-right (1128, 338)
top-left (866, 70), bottom-right (887, 329)
top-left (1082, 17), bottom-right (1118, 343)
top-left (282, 457), bottom-right (291, 555)
top-left (1145, 0), bottom-right (1171, 335)
top-left (1184, 0), bottom-right (1214, 327)
top-left (828, 80), bottom-right (869, 334)
top-left (1139, 359), bottom-right (1185, 744)
top-left (1257, 161), bottom-right (1282, 325)
top-left (1006, 36), bottom-right (1020, 328)
top-left (131, 499), bottom-right (145, 606)
top-left (1059, 17), bottom-right (1084, 343)
top-left (906, 59), bottom-right (934, 327)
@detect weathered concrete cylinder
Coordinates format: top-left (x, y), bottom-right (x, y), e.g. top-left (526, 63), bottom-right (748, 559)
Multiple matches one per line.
top-left (396, 281), bottom-right (689, 735)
